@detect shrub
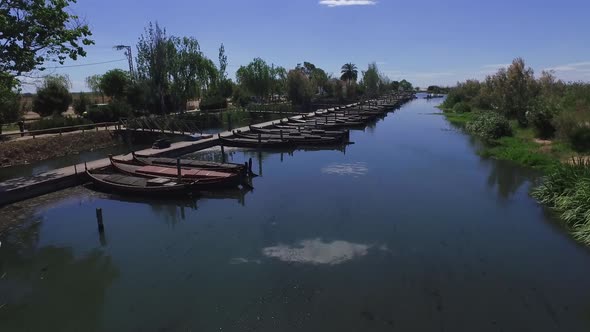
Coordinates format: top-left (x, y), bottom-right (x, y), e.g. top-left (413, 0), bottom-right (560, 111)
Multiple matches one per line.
top-left (232, 86), bottom-right (250, 107)
top-left (200, 94), bottom-right (228, 110)
top-left (553, 109), bottom-right (590, 151)
top-left (466, 111), bottom-right (512, 141)
top-left (452, 101), bottom-right (471, 113)
top-left (72, 92), bottom-right (91, 115)
top-left (86, 101), bottom-right (131, 123)
top-left (526, 100), bottom-right (558, 139)
top-left (33, 79), bottom-right (72, 117)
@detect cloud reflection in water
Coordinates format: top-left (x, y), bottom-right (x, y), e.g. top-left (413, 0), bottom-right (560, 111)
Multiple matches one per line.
top-left (262, 238), bottom-right (375, 265)
top-left (321, 162), bottom-right (368, 177)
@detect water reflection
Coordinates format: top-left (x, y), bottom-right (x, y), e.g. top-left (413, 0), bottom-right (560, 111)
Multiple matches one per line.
top-left (262, 238), bottom-right (381, 265)
top-left (321, 162), bottom-right (368, 177)
top-left (486, 160), bottom-right (536, 199)
top-left (0, 222), bottom-right (119, 332)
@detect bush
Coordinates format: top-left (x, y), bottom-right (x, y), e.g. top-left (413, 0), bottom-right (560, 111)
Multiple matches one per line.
top-left (452, 101), bottom-right (471, 113)
top-left (27, 116), bottom-right (93, 132)
top-left (526, 100), bottom-right (558, 139)
top-left (200, 94), bottom-right (228, 110)
top-left (86, 101), bottom-right (131, 123)
top-left (553, 109), bottom-right (590, 151)
top-left (232, 86), bottom-right (250, 107)
top-left (466, 111), bottom-right (512, 141)
top-left (73, 92), bottom-right (91, 115)
top-left (33, 80), bottom-right (72, 117)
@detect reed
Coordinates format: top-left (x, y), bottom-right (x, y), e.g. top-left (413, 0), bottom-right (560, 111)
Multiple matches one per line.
top-left (532, 157), bottom-right (590, 245)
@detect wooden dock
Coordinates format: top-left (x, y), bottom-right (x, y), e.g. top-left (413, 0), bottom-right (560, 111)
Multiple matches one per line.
top-left (0, 95), bottom-right (412, 206)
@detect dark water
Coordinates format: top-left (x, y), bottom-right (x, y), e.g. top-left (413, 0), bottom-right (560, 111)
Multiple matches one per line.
top-left (1, 97), bottom-right (590, 331)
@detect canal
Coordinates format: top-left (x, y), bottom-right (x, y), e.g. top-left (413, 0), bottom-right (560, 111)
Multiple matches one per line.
top-left (0, 96), bottom-right (589, 331)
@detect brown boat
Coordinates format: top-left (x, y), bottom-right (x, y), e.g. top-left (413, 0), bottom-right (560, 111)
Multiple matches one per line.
top-left (133, 154), bottom-right (246, 174)
top-left (86, 170), bottom-right (194, 196)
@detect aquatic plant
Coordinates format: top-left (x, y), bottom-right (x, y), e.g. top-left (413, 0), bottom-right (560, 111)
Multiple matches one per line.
top-left (532, 158), bottom-right (590, 245)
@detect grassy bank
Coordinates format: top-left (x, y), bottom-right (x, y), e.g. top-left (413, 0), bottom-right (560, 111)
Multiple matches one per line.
top-left (442, 109), bottom-right (590, 246)
top-left (0, 131), bottom-right (119, 168)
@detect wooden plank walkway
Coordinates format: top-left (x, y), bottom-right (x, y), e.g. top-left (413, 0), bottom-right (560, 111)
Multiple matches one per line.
top-left (0, 103), bottom-right (362, 206)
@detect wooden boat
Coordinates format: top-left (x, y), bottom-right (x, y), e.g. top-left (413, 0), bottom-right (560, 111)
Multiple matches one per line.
top-left (249, 126), bottom-right (348, 138)
top-left (133, 154), bottom-right (245, 173)
top-left (232, 131), bottom-right (341, 145)
top-left (110, 157), bottom-right (242, 188)
top-left (219, 136), bottom-right (293, 149)
top-left (87, 170), bottom-right (193, 195)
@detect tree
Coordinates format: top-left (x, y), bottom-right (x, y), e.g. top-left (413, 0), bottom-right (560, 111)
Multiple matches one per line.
top-left (271, 66), bottom-right (287, 100)
top-left (0, 78), bottom-right (21, 132)
top-left (100, 69), bottom-right (130, 101)
top-left (236, 58), bottom-right (273, 101)
top-left (287, 70), bottom-right (313, 106)
top-left (33, 75), bottom-right (72, 117)
top-left (136, 22), bottom-right (173, 113)
top-left (362, 62), bottom-right (380, 98)
top-left (0, 0), bottom-right (93, 82)
top-left (86, 74), bottom-right (104, 103)
top-left (399, 79), bottom-right (413, 91)
top-left (169, 36), bottom-right (208, 111)
top-left (310, 68), bottom-right (329, 95)
top-left (73, 92), bottom-right (90, 115)
top-left (504, 57), bottom-right (537, 126)
top-left (340, 63), bottom-right (358, 85)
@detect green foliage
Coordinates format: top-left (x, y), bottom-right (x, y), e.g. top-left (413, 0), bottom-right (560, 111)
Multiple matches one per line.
top-left (200, 93), bottom-right (228, 110)
top-left (0, 0), bottom-right (93, 78)
top-left (73, 92), bottom-right (90, 115)
top-left (441, 80), bottom-right (482, 109)
top-left (427, 86), bottom-right (450, 94)
top-left (362, 62), bottom-right (380, 98)
top-left (100, 69), bottom-right (130, 100)
top-left (399, 79), bottom-right (413, 92)
top-left (465, 111), bottom-right (512, 141)
top-left (553, 109), bottom-right (590, 152)
top-left (480, 136), bottom-right (557, 170)
top-left (86, 101), bottom-right (131, 122)
top-left (85, 74), bottom-right (104, 102)
top-left (526, 98), bottom-right (558, 139)
top-left (33, 75), bottom-right (72, 117)
top-left (0, 76), bottom-right (22, 126)
top-left (340, 63), bottom-right (358, 83)
top-left (236, 58), bottom-right (273, 101)
top-left (532, 158), bottom-right (590, 246)
top-left (287, 70), bottom-right (313, 106)
top-left (232, 85), bottom-right (250, 107)
top-left (27, 116), bottom-right (92, 131)
top-left (452, 101), bottom-right (471, 113)
top-left (310, 67), bottom-right (329, 95)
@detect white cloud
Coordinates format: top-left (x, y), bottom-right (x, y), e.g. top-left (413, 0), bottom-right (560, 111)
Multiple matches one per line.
top-left (544, 61), bottom-right (590, 73)
top-left (319, 0), bottom-right (377, 7)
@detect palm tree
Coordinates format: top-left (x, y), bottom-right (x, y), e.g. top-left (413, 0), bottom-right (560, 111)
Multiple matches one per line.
top-left (340, 63), bottom-right (358, 85)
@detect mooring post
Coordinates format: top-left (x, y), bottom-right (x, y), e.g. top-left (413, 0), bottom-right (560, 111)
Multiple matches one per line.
top-left (221, 144), bottom-right (226, 163)
top-left (248, 158), bottom-right (253, 175)
top-left (96, 208), bottom-right (104, 233)
top-left (258, 133), bottom-right (261, 144)
top-left (177, 158), bottom-right (182, 180)
top-left (74, 164), bottom-right (78, 175)
top-left (280, 130), bottom-right (283, 140)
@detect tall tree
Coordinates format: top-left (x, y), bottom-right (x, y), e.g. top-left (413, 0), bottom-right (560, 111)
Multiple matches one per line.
top-left (33, 75), bottom-right (72, 117)
top-left (287, 70), bottom-right (313, 106)
top-left (236, 58), bottom-right (273, 102)
top-left (340, 63), bottom-right (358, 85)
top-left (362, 62), bottom-right (380, 98)
top-left (86, 74), bottom-right (104, 103)
top-left (136, 22), bottom-right (173, 113)
top-left (0, 0), bottom-right (93, 83)
top-left (169, 36), bottom-right (208, 111)
top-left (99, 69), bottom-right (130, 101)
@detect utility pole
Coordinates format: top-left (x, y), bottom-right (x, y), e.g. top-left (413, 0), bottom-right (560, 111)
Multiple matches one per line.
top-left (114, 45), bottom-right (135, 80)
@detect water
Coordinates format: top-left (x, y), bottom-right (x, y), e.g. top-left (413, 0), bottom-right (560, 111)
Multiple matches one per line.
top-left (1, 97), bottom-right (589, 331)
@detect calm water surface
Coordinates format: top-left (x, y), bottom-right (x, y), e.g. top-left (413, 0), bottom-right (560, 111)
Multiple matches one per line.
top-left (1, 97), bottom-right (590, 331)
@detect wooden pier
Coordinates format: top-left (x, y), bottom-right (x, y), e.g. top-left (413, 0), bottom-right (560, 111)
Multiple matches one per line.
top-left (0, 93), bottom-right (414, 206)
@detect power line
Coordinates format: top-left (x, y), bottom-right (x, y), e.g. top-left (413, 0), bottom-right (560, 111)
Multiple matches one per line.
top-left (46, 59), bottom-right (127, 69)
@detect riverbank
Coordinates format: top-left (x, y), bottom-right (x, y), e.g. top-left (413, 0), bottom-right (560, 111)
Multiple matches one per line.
top-left (442, 111), bottom-right (576, 170)
top-left (0, 131), bottom-right (120, 168)
top-left (442, 109), bottom-right (590, 246)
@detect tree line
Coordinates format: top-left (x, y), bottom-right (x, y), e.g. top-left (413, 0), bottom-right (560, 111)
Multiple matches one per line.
top-left (0, 1), bottom-right (414, 131)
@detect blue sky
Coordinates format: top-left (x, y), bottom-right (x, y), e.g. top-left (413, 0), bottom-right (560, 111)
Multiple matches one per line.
top-left (26, 0), bottom-right (590, 92)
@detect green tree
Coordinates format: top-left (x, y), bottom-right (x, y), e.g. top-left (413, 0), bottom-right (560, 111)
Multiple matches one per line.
top-left (236, 58), bottom-right (273, 101)
top-left (310, 68), bottom-right (329, 95)
top-left (287, 70), bottom-right (313, 106)
top-left (340, 63), bottom-right (358, 85)
top-left (0, 0), bottom-right (93, 81)
top-left (504, 57), bottom-right (537, 126)
top-left (72, 92), bottom-right (90, 115)
top-left (0, 78), bottom-right (21, 133)
top-left (169, 36), bottom-right (208, 111)
top-left (85, 74), bottom-right (104, 103)
top-left (33, 75), bottom-right (72, 117)
top-left (362, 62), bottom-right (380, 98)
top-left (399, 79), bottom-right (413, 91)
top-left (100, 69), bottom-right (130, 101)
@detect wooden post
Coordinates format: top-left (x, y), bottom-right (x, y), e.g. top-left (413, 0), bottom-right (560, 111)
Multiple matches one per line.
top-left (74, 164), bottom-right (78, 175)
top-left (248, 158), bottom-right (253, 174)
top-left (258, 133), bottom-right (261, 144)
top-left (96, 208), bottom-right (104, 233)
top-left (177, 159), bottom-right (182, 180)
top-left (280, 130), bottom-right (283, 140)
top-left (220, 144), bottom-right (225, 163)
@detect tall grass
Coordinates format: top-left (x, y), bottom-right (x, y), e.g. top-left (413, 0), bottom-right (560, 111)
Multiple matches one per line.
top-left (532, 158), bottom-right (590, 245)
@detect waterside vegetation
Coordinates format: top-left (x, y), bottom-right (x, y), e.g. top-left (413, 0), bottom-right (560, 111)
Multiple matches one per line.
top-left (441, 57), bottom-right (590, 245)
